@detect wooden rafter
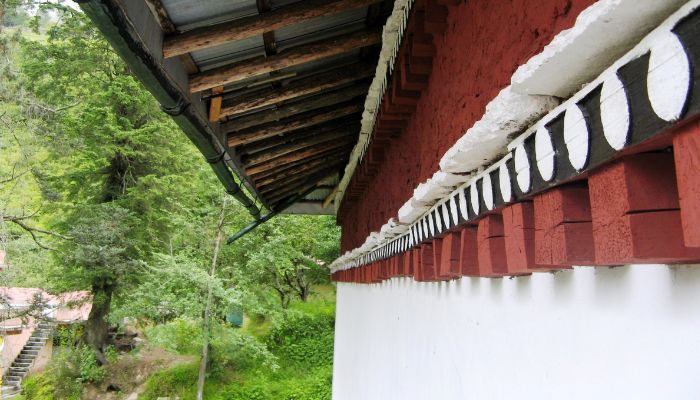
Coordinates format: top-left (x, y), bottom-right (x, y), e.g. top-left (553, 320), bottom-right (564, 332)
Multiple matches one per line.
top-left (254, 155), bottom-right (345, 186)
top-left (163, 0), bottom-right (383, 59)
top-left (246, 140), bottom-right (354, 175)
top-left (222, 83), bottom-right (369, 130)
top-left (243, 126), bottom-right (356, 167)
top-left (189, 28), bottom-right (382, 93)
top-left (239, 117), bottom-right (358, 156)
top-left (251, 149), bottom-right (350, 181)
top-left (144, 0), bottom-right (199, 73)
top-left (266, 168), bottom-right (340, 205)
top-left (227, 102), bottom-right (362, 147)
top-left (219, 64), bottom-right (373, 119)
top-left (259, 161), bottom-right (345, 194)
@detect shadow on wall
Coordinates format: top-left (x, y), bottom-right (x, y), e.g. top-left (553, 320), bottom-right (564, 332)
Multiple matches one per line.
top-left (396, 264), bottom-right (700, 309)
top-left (333, 265), bottom-right (700, 400)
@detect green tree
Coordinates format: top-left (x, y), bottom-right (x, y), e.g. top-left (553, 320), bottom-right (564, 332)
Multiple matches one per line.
top-left (235, 215), bottom-right (339, 308)
top-left (13, 4), bottom-right (221, 360)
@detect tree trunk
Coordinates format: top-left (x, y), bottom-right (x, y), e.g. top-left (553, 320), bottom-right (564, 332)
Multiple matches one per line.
top-left (83, 281), bottom-right (114, 365)
top-left (197, 197), bottom-right (227, 400)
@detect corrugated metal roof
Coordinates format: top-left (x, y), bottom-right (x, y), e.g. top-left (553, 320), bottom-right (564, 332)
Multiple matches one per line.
top-left (275, 7), bottom-right (368, 50)
top-left (156, 0), bottom-right (389, 212)
top-left (162, 0), bottom-right (258, 31)
top-left (191, 35), bottom-right (265, 71)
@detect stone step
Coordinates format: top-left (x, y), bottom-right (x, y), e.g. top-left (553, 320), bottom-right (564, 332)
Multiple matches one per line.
top-left (4, 376), bottom-right (21, 383)
top-left (14, 358), bottom-right (33, 364)
top-left (2, 390), bottom-right (20, 398)
top-left (2, 385), bottom-right (20, 394)
top-left (21, 349), bottom-right (39, 354)
top-left (6, 369), bottom-right (25, 374)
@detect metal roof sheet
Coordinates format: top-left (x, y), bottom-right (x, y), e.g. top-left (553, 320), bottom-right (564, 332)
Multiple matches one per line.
top-left (161, 0), bottom-right (258, 31)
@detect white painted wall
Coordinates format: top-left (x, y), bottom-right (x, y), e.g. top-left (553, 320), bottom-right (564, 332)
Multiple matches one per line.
top-left (332, 265), bottom-right (700, 400)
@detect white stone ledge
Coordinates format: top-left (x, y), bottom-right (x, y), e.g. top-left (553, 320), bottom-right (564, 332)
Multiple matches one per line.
top-left (511, 0), bottom-right (687, 98)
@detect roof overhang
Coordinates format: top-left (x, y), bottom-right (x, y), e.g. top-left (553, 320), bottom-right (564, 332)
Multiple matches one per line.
top-left (77, 0), bottom-right (394, 215)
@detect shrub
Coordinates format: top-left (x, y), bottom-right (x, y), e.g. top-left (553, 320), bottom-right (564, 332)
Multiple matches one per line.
top-left (209, 324), bottom-right (278, 376)
top-left (264, 308), bottom-right (335, 368)
top-left (20, 373), bottom-right (61, 400)
top-left (140, 362), bottom-right (199, 400)
top-left (145, 318), bottom-right (203, 355)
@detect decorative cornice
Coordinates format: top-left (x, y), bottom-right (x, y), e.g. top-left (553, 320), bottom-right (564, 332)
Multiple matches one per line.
top-left (333, 0), bottom-right (417, 210)
top-left (331, 0), bottom-right (700, 273)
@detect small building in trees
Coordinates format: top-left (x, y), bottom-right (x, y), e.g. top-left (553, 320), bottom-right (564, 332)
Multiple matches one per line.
top-left (0, 288), bottom-right (91, 387)
top-left (80, 0), bottom-right (700, 398)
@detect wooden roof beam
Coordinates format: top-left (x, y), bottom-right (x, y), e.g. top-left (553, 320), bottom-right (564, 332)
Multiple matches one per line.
top-left (219, 64), bottom-right (374, 119)
top-left (254, 154), bottom-right (346, 187)
top-left (239, 117), bottom-right (358, 156)
top-left (259, 161), bottom-right (345, 194)
top-left (246, 140), bottom-right (354, 175)
top-left (227, 102), bottom-right (362, 147)
top-left (163, 0), bottom-right (383, 59)
top-left (251, 149), bottom-right (350, 181)
top-left (243, 126), bottom-right (356, 167)
top-left (266, 168), bottom-right (342, 205)
top-left (189, 28), bottom-right (382, 93)
top-left (221, 82), bottom-right (369, 129)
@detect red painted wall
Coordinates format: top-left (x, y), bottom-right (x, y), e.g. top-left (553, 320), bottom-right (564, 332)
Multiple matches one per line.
top-left (339, 0), bottom-right (597, 252)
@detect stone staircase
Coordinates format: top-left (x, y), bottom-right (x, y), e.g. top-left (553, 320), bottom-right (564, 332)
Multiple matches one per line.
top-left (1, 320), bottom-right (53, 399)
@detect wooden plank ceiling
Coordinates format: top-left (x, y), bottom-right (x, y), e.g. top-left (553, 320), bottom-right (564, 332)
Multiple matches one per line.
top-left (151, 0), bottom-right (393, 212)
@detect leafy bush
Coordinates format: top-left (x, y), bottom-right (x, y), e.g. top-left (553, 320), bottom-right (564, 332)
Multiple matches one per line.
top-left (20, 373), bottom-right (62, 400)
top-left (140, 362), bottom-right (200, 400)
top-left (145, 318), bottom-right (203, 355)
top-left (265, 306), bottom-right (335, 368)
top-left (21, 344), bottom-right (104, 400)
top-left (209, 324), bottom-right (278, 376)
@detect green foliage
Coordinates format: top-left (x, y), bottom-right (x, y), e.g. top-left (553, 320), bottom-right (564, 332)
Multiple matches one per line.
top-left (145, 318), bottom-right (278, 374)
top-left (265, 306), bottom-right (335, 368)
top-left (114, 252), bottom-right (242, 323)
top-left (53, 324), bottom-right (84, 347)
top-left (145, 318), bottom-right (203, 355)
top-left (142, 299), bottom-right (335, 400)
top-left (209, 323), bottom-right (278, 376)
top-left (222, 366), bottom-right (332, 400)
top-left (19, 373), bottom-right (61, 400)
top-left (140, 362), bottom-right (200, 400)
top-left (233, 215), bottom-right (340, 308)
top-left (21, 343), bottom-right (106, 399)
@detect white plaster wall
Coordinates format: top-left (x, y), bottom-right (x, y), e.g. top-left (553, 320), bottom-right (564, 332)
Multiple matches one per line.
top-left (332, 265), bottom-right (700, 400)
